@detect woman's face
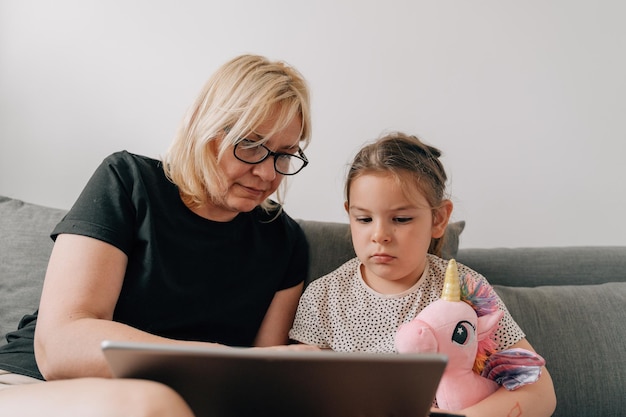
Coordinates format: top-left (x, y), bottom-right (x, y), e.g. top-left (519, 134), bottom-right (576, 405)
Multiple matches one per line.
top-left (207, 113), bottom-right (303, 221)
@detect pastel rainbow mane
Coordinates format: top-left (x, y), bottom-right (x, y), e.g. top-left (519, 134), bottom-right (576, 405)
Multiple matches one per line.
top-left (460, 275), bottom-right (499, 373)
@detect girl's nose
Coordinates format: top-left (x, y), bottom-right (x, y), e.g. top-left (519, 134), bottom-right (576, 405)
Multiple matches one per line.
top-left (372, 222), bottom-right (391, 243)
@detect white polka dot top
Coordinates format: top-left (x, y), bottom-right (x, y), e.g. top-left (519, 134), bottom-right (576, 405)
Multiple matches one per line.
top-left (289, 254), bottom-right (525, 352)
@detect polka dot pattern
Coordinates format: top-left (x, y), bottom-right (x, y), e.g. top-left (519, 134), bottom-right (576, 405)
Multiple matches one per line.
top-left (289, 255), bottom-right (525, 352)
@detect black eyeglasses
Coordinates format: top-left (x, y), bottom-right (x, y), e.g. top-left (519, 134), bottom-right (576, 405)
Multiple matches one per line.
top-left (233, 139), bottom-right (309, 175)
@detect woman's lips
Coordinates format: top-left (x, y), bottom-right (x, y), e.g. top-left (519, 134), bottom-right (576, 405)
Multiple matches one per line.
top-left (240, 184), bottom-right (266, 198)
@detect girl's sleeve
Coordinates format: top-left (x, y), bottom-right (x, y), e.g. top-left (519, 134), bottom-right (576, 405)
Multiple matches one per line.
top-left (288, 282), bottom-right (330, 348)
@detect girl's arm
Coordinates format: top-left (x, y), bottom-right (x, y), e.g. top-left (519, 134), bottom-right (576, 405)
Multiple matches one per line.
top-left (34, 234), bottom-right (223, 380)
top-left (456, 338), bottom-right (557, 417)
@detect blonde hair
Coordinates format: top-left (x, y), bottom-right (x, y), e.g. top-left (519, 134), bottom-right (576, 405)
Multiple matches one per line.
top-left (163, 54), bottom-right (311, 211)
top-left (345, 132), bottom-right (450, 256)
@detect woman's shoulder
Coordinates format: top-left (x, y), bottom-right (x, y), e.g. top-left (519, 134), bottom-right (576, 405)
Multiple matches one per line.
top-left (101, 151), bottom-right (161, 170)
top-left (96, 151), bottom-right (173, 191)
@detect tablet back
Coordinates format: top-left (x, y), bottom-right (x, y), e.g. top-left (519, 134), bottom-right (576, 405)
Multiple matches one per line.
top-left (102, 340), bottom-right (446, 417)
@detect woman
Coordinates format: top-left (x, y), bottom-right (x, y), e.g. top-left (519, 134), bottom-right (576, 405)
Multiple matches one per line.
top-left (0, 54), bottom-right (314, 416)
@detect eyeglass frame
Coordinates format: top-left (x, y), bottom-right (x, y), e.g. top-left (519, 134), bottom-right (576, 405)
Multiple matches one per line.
top-left (233, 138), bottom-right (309, 175)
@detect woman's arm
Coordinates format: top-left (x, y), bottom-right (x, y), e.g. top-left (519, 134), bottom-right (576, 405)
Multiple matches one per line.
top-left (457, 338), bottom-right (556, 417)
top-left (34, 234), bottom-right (222, 380)
top-left (253, 282), bottom-right (303, 347)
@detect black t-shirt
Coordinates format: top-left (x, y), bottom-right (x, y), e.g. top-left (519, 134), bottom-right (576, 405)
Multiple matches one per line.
top-left (0, 151), bottom-right (308, 379)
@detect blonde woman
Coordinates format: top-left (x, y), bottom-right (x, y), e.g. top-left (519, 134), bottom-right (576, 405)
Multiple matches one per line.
top-left (0, 54), bottom-right (314, 416)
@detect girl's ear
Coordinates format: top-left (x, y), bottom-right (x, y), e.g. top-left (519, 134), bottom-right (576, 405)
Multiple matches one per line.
top-left (432, 199), bottom-right (453, 239)
top-left (344, 201), bottom-right (349, 213)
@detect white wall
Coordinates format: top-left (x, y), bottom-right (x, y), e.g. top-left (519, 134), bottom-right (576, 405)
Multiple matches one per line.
top-left (1, 0), bottom-right (625, 248)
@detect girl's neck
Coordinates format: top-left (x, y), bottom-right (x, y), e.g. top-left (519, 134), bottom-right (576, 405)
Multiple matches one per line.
top-left (359, 263), bottom-right (426, 295)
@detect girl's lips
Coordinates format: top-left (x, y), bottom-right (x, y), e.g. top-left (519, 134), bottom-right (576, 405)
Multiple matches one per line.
top-left (370, 254), bottom-right (395, 263)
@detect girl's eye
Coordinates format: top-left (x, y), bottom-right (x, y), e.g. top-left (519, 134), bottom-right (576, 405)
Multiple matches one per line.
top-left (394, 217), bottom-right (413, 223)
top-left (356, 217), bottom-right (372, 223)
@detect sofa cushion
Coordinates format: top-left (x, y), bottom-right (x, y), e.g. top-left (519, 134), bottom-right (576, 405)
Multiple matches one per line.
top-left (494, 282), bottom-right (626, 417)
top-left (0, 196), bottom-right (67, 345)
top-left (298, 220), bottom-right (465, 285)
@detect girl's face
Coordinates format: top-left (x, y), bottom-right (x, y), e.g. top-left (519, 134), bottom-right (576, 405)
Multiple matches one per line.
top-left (345, 172), bottom-right (450, 294)
top-left (206, 113), bottom-right (303, 221)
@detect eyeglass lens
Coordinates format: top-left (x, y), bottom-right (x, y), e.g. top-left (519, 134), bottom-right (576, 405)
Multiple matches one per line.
top-left (234, 140), bottom-right (306, 175)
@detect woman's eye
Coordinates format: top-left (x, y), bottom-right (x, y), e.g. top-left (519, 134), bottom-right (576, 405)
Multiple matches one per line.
top-left (240, 139), bottom-right (260, 150)
top-left (237, 139), bottom-right (267, 160)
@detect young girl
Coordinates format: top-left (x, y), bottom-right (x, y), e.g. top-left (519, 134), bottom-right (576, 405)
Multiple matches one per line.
top-left (289, 132), bottom-right (556, 417)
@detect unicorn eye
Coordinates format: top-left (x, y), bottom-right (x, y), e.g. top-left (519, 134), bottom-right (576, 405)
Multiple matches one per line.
top-left (451, 321), bottom-right (474, 346)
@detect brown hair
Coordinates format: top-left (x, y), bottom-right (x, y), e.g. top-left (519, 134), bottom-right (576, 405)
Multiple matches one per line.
top-left (345, 132), bottom-right (450, 256)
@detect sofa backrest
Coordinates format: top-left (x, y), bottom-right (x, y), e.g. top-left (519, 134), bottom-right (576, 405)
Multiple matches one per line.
top-left (456, 246), bottom-right (626, 287)
top-left (0, 196), bottom-right (66, 344)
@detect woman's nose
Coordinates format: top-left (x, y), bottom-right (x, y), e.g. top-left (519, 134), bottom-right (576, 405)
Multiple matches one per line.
top-left (252, 157), bottom-right (277, 181)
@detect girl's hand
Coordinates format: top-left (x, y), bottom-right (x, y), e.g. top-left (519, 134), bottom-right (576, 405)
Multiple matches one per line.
top-left (429, 408), bottom-right (466, 416)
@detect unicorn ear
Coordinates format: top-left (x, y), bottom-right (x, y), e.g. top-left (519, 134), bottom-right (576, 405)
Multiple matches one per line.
top-left (441, 259), bottom-right (461, 301)
top-left (476, 310), bottom-right (505, 341)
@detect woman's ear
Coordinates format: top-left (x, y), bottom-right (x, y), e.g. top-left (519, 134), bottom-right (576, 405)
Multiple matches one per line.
top-left (432, 199), bottom-right (453, 238)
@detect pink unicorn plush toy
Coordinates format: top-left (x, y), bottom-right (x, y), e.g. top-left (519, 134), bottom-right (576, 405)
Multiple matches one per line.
top-left (395, 259), bottom-right (544, 411)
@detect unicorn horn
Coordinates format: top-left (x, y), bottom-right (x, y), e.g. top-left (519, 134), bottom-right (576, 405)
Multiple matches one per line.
top-left (441, 259), bottom-right (461, 301)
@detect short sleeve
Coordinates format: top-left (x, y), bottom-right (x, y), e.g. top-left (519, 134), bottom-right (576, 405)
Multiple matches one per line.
top-left (51, 152), bottom-right (139, 254)
top-left (289, 281), bottom-right (329, 347)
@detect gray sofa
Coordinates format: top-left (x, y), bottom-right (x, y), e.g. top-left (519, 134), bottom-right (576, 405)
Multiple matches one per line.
top-left (1, 195), bottom-right (625, 417)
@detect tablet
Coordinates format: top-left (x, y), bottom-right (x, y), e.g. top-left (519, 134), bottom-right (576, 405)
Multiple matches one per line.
top-left (102, 340), bottom-right (446, 417)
